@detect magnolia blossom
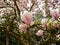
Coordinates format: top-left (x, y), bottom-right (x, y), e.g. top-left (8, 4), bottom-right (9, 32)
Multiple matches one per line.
top-left (19, 24), bottom-right (28, 30)
top-left (41, 18), bottom-right (47, 28)
top-left (27, 0), bottom-right (32, 8)
top-left (38, 1), bottom-right (45, 10)
top-left (0, 9), bottom-right (5, 17)
top-left (33, 8), bottom-right (40, 14)
top-left (41, 10), bottom-right (46, 17)
top-left (21, 11), bottom-right (32, 24)
top-left (20, 0), bottom-right (28, 9)
top-left (36, 30), bottom-right (43, 36)
top-left (56, 34), bottom-right (60, 39)
top-left (50, 9), bottom-right (59, 18)
top-left (49, 18), bottom-right (55, 23)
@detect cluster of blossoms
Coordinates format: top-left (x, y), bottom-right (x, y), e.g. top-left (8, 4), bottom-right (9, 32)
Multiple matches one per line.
top-left (18, 0), bottom-right (60, 37)
top-left (0, 0), bottom-right (60, 44)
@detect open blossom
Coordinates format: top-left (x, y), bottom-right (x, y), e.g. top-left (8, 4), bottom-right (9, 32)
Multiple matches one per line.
top-left (27, 1), bottom-right (31, 8)
top-left (41, 10), bottom-right (46, 17)
top-left (49, 18), bottom-right (55, 23)
top-left (41, 18), bottom-right (47, 28)
top-left (0, 9), bottom-right (5, 17)
top-left (56, 34), bottom-right (60, 39)
top-left (34, 8), bottom-right (39, 13)
top-left (19, 24), bottom-right (28, 30)
top-left (36, 30), bottom-right (43, 36)
top-left (20, 0), bottom-right (28, 9)
top-left (50, 9), bottom-right (59, 18)
top-left (21, 11), bottom-right (32, 25)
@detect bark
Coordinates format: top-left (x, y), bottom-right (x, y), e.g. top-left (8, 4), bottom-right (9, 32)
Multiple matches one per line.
top-left (6, 35), bottom-right (9, 45)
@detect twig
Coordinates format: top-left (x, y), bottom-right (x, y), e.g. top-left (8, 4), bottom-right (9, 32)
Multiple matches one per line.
top-left (29, 2), bottom-right (35, 11)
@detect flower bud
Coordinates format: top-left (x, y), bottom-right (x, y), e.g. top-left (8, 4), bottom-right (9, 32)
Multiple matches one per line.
top-left (36, 30), bottom-right (43, 36)
top-left (19, 24), bottom-right (28, 30)
top-left (41, 18), bottom-right (47, 28)
top-left (50, 9), bottom-right (59, 18)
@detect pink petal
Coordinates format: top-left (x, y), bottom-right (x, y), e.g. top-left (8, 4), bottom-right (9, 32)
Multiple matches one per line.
top-left (36, 30), bottom-right (43, 36)
top-left (21, 11), bottom-right (32, 24)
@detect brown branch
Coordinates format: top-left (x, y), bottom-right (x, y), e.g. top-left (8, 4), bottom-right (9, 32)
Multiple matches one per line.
top-left (4, 29), bottom-right (26, 45)
top-left (13, 0), bottom-right (20, 15)
top-left (29, 2), bottom-right (35, 11)
top-left (6, 34), bottom-right (9, 45)
top-left (26, 30), bottom-right (33, 45)
top-left (13, 0), bottom-right (21, 23)
top-left (0, 26), bottom-right (25, 45)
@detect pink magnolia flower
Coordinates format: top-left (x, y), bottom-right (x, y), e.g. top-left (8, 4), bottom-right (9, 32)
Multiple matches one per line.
top-left (42, 23), bottom-right (47, 28)
top-left (36, 30), bottom-right (43, 36)
top-left (41, 18), bottom-right (47, 28)
top-left (49, 18), bottom-right (55, 23)
top-left (21, 11), bottom-right (32, 25)
top-left (19, 24), bottom-right (28, 30)
top-left (20, 0), bottom-right (28, 9)
top-left (34, 8), bottom-right (39, 13)
top-left (50, 9), bottom-right (59, 18)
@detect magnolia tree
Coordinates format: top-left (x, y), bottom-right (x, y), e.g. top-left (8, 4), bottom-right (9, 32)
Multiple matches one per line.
top-left (0, 0), bottom-right (60, 45)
